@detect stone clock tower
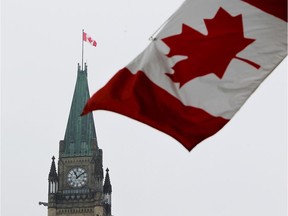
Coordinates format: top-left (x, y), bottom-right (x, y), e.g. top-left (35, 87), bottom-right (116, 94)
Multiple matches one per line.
top-left (47, 63), bottom-right (112, 216)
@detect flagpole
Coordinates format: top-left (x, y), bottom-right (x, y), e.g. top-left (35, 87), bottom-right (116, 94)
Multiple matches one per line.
top-left (82, 29), bottom-right (84, 70)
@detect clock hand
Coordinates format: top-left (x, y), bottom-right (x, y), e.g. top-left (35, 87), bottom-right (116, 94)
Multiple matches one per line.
top-left (76, 171), bottom-right (86, 179)
top-left (73, 170), bottom-right (78, 178)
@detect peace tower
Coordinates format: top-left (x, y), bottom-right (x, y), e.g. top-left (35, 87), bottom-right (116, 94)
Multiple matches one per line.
top-left (47, 63), bottom-right (112, 216)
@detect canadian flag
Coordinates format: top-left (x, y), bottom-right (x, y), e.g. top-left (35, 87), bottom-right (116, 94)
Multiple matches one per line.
top-left (83, 0), bottom-right (287, 151)
top-left (83, 31), bottom-right (97, 47)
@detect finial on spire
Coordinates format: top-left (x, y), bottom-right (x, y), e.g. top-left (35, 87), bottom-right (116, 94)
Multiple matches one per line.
top-left (49, 156), bottom-right (58, 180)
top-left (104, 168), bottom-right (112, 194)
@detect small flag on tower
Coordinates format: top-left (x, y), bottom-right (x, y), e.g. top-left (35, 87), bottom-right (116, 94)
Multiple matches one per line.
top-left (83, 31), bottom-right (97, 47)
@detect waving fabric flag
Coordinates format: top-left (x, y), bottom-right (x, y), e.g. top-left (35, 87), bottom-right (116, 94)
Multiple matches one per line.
top-left (83, 0), bottom-right (287, 151)
top-left (83, 31), bottom-right (97, 47)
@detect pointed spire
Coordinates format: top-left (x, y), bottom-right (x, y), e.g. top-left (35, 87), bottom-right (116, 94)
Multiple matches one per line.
top-left (48, 156), bottom-right (58, 195)
top-left (62, 63), bottom-right (98, 157)
top-left (103, 168), bottom-right (112, 194)
top-left (49, 156), bottom-right (58, 180)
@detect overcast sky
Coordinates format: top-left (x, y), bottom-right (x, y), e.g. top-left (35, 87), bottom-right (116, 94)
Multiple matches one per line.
top-left (1, 0), bottom-right (287, 216)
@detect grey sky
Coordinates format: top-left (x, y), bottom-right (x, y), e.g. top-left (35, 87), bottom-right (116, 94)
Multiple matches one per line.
top-left (1, 0), bottom-right (287, 215)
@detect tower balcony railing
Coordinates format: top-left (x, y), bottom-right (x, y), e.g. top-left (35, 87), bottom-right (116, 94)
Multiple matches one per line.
top-left (62, 188), bottom-right (90, 195)
top-left (56, 189), bottom-right (96, 201)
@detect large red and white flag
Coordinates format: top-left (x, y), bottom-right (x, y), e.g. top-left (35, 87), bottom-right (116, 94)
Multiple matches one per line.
top-left (83, 31), bottom-right (97, 47)
top-left (83, 0), bottom-right (287, 151)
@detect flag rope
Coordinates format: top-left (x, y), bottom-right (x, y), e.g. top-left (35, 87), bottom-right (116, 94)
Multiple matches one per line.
top-left (149, 1), bottom-right (185, 41)
top-left (149, 16), bottom-right (172, 41)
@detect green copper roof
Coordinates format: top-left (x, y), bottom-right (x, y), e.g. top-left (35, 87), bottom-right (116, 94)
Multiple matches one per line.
top-left (62, 63), bottom-right (97, 157)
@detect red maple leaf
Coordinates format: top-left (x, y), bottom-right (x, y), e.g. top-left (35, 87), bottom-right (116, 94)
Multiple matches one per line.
top-left (162, 7), bottom-right (260, 87)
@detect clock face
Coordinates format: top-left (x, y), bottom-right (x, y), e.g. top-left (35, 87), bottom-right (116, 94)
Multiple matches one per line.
top-left (67, 167), bottom-right (88, 188)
